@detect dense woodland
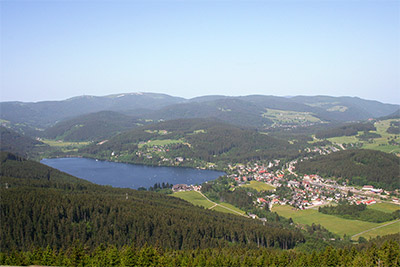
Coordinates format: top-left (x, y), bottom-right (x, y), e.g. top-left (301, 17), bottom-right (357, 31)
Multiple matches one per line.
top-left (79, 119), bottom-right (306, 169)
top-left (319, 201), bottom-right (400, 223)
top-left (1, 236), bottom-right (399, 267)
top-left (387, 120), bottom-right (400, 134)
top-left (296, 149), bottom-right (400, 190)
top-left (44, 111), bottom-right (143, 141)
top-left (315, 122), bottom-right (376, 139)
top-left (1, 94), bottom-right (400, 266)
top-left (0, 126), bottom-right (50, 158)
top-left (1, 152), bottom-right (306, 253)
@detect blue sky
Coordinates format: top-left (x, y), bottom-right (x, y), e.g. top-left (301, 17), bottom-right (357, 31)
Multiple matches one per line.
top-left (1, 1), bottom-right (399, 104)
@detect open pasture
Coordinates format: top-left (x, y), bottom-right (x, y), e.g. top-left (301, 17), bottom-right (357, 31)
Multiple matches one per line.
top-left (272, 205), bottom-right (400, 240)
top-left (242, 181), bottom-right (275, 192)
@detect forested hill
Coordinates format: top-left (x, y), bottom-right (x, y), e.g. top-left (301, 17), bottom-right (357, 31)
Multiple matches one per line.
top-left (43, 111), bottom-right (143, 141)
top-left (79, 118), bottom-right (302, 167)
top-left (315, 121), bottom-right (376, 139)
top-left (1, 93), bottom-right (398, 137)
top-left (0, 151), bottom-right (305, 252)
top-left (0, 126), bottom-right (47, 158)
top-left (296, 149), bottom-right (400, 190)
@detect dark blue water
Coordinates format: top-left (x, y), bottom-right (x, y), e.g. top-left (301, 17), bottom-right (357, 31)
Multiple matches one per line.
top-left (40, 158), bottom-right (224, 189)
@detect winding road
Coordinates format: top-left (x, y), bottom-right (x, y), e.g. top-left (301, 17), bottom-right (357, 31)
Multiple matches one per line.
top-left (351, 219), bottom-right (400, 239)
top-left (196, 191), bottom-right (249, 218)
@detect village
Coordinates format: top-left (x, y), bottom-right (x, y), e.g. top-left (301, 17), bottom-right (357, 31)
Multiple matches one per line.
top-left (172, 154), bottom-right (399, 216)
top-left (119, 137), bottom-right (399, 216)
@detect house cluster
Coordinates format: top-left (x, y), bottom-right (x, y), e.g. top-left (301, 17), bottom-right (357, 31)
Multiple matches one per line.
top-left (304, 145), bottom-right (341, 155)
top-left (228, 161), bottom-right (282, 184)
top-left (172, 184), bottom-right (202, 192)
top-left (134, 144), bottom-right (192, 166)
top-left (228, 157), bottom-right (390, 211)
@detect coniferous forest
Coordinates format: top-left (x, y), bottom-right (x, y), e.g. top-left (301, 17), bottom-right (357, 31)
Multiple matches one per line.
top-left (295, 149), bottom-right (400, 190)
top-left (1, 151), bottom-right (400, 266)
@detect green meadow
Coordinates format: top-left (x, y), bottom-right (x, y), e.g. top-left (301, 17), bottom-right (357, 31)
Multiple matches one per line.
top-left (41, 139), bottom-right (90, 152)
top-left (138, 139), bottom-right (185, 148)
top-left (242, 181), bottom-right (275, 192)
top-left (173, 191), bottom-right (246, 216)
top-left (325, 119), bottom-right (400, 153)
top-left (263, 108), bottom-right (321, 125)
top-left (41, 139), bottom-right (90, 147)
top-left (368, 202), bottom-right (400, 213)
top-left (272, 205), bottom-right (400, 240)
top-left (173, 191), bottom-right (214, 209)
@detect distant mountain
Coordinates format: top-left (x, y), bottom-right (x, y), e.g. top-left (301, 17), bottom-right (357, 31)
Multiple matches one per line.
top-left (1, 93), bottom-right (397, 134)
top-left (0, 92), bottom-right (184, 130)
top-left (137, 95), bottom-right (398, 128)
top-left (0, 126), bottom-right (47, 157)
top-left (144, 98), bottom-right (273, 128)
top-left (379, 109), bottom-right (400, 120)
top-left (289, 96), bottom-right (398, 121)
top-left (44, 111), bottom-right (144, 141)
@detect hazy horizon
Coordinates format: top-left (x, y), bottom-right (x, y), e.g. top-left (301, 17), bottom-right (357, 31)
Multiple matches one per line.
top-left (1, 1), bottom-right (399, 104)
top-left (1, 91), bottom-right (399, 106)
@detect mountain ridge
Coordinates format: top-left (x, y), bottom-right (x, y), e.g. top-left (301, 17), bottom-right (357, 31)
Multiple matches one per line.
top-left (1, 93), bottom-right (398, 137)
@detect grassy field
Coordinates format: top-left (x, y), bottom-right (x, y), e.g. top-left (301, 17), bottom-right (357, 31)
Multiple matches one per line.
top-left (173, 191), bottom-right (214, 209)
top-left (368, 202), bottom-right (400, 213)
top-left (272, 205), bottom-right (400, 240)
top-left (41, 139), bottom-right (90, 147)
top-left (138, 139), bottom-right (185, 148)
top-left (362, 119), bottom-right (400, 153)
top-left (358, 220), bottom-right (400, 240)
top-left (263, 108), bottom-right (321, 125)
top-left (242, 181), bottom-right (275, 192)
top-left (216, 202), bottom-right (246, 215)
top-left (325, 119), bottom-right (400, 153)
top-left (173, 191), bottom-right (246, 216)
top-left (41, 139), bottom-right (90, 152)
top-left (327, 135), bottom-right (359, 144)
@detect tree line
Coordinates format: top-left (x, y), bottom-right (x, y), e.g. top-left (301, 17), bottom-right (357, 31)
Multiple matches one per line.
top-left (1, 236), bottom-right (399, 267)
top-left (319, 200), bottom-right (400, 223)
top-left (1, 152), bottom-right (305, 253)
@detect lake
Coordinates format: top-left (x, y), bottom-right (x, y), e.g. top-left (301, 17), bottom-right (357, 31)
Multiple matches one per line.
top-left (40, 157), bottom-right (225, 189)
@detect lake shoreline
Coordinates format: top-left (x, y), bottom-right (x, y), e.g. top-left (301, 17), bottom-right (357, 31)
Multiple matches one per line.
top-left (40, 157), bottom-right (225, 190)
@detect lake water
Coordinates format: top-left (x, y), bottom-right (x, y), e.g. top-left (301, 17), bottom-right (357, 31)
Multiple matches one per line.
top-left (40, 157), bottom-right (224, 189)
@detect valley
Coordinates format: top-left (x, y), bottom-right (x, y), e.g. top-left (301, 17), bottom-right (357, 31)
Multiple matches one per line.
top-left (1, 93), bottom-right (399, 266)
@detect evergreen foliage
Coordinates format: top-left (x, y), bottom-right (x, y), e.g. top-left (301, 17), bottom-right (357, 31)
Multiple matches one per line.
top-left (0, 152), bottom-right (305, 252)
top-left (315, 122), bottom-right (376, 139)
top-left (0, 127), bottom-right (48, 158)
top-left (79, 118), bottom-right (304, 168)
top-left (44, 111), bottom-right (143, 141)
top-left (0, 236), bottom-right (399, 267)
top-left (296, 149), bottom-right (399, 190)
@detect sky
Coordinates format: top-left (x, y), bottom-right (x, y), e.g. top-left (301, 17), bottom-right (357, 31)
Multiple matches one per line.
top-left (1, 0), bottom-right (399, 104)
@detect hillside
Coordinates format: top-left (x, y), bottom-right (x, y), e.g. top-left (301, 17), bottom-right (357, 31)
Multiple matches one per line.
top-left (313, 118), bottom-right (400, 154)
top-left (79, 118), bottom-right (302, 169)
top-left (0, 92), bottom-right (184, 131)
top-left (0, 151), bottom-right (304, 251)
top-left (143, 98), bottom-right (273, 128)
top-left (1, 93), bottom-right (397, 136)
top-left (141, 95), bottom-right (399, 129)
top-left (290, 95), bottom-right (398, 120)
top-left (295, 149), bottom-right (400, 190)
top-left (0, 126), bottom-right (48, 158)
top-left (44, 111), bottom-right (143, 141)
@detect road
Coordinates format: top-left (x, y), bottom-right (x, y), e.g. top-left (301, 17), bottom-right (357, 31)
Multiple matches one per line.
top-left (351, 219), bottom-right (400, 239)
top-left (196, 191), bottom-right (249, 218)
